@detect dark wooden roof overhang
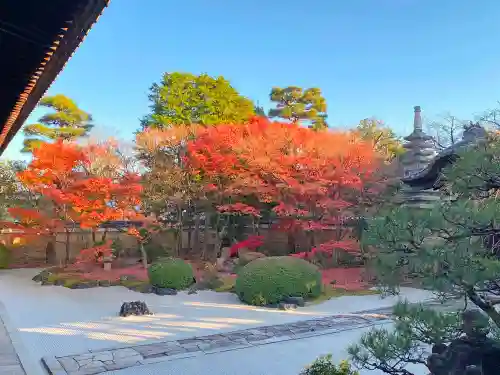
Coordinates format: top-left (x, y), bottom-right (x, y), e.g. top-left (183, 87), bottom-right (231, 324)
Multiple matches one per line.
top-left (0, 0), bottom-right (110, 155)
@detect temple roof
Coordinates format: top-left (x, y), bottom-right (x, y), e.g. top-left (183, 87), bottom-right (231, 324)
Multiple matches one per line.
top-left (0, 0), bottom-right (110, 155)
top-left (402, 123), bottom-right (487, 189)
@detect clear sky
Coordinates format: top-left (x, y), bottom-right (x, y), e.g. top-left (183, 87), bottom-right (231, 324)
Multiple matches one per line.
top-left (3, 0), bottom-right (500, 160)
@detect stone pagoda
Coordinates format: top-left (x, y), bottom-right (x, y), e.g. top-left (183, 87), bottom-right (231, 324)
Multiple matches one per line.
top-left (400, 107), bottom-right (488, 208)
top-left (399, 106), bottom-right (441, 208)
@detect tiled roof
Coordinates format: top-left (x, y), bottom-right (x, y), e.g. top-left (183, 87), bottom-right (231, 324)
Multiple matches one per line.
top-left (0, 0), bottom-right (110, 154)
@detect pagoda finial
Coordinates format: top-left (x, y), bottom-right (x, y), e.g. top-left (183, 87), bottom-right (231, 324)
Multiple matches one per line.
top-left (413, 105), bottom-right (422, 132)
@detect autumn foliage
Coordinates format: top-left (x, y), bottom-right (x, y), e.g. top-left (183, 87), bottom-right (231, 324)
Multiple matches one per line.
top-left (184, 116), bottom-right (381, 258)
top-left (4, 140), bottom-right (143, 264)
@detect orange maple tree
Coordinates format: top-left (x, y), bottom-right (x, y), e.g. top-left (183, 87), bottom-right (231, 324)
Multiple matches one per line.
top-left (5, 140), bottom-right (143, 265)
top-left (186, 116), bottom-right (382, 259)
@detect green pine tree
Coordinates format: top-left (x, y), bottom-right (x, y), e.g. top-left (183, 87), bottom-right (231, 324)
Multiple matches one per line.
top-left (141, 72), bottom-right (255, 129)
top-left (22, 95), bottom-right (93, 152)
top-left (268, 86), bottom-right (328, 130)
top-left (356, 118), bottom-right (405, 162)
top-left (345, 131), bottom-right (500, 375)
top-left (254, 105), bottom-right (267, 117)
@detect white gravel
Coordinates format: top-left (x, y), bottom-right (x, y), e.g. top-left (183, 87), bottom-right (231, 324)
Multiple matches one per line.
top-left (0, 269), bottom-right (433, 374)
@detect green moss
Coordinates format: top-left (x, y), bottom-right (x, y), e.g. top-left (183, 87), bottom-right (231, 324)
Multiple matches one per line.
top-left (213, 276), bottom-right (236, 293)
top-left (46, 274), bottom-right (64, 283)
top-left (308, 285), bottom-right (380, 305)
top-left (235, 256), bottom-right (323, 306)
top-left (63, 278), bottom-right (85, 288)
top-left (148, 257), bottom-right (194, 290)
top-left (120, 280), bottom-right (145, 288)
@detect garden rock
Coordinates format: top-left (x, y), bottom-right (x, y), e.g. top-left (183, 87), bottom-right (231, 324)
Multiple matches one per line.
top-left (129, 284), bottom-right (154, 293)
top-left (283, 296), bottom-right (305, 307)
top-left (32, 270), bottom-right (51, 283)
top-left (98, 280), bottom-right (111, 287)
top-left (119, 301), bottom-right (152, 317)
top-left (68, 282), bottom-right (91, 289)
top-left (153, 287), bottom-right (177, 296)
top-left (279, 302), bottom-right (297, 310)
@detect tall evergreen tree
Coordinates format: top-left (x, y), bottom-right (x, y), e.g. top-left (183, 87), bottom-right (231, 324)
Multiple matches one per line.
top-left (254, 105), bottom-right (266, 117)
top-left (141, 72), bottom-right (255, 129)
top-left (22, 95), bottom-right (93, 152)
top-left (268, 86), bottom-right (328, 130)
top-left (346, 131), bottom-right (500, 375)
top-left (356, 118), bottom-right (405, 162)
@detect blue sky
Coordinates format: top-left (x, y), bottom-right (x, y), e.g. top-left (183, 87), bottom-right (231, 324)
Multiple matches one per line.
top-left (3, 0), bottom-right (500, 160)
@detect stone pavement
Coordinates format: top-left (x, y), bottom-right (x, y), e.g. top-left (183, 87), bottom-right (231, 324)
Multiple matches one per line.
top-left (0, 314), bottom-right (25, 375)
top-left (42, 308), bottom-right (394, 375)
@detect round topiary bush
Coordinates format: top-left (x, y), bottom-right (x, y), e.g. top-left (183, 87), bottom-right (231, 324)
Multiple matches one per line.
top-left (235, 256), bottom-right (322, 306)
top-left (148, 258), bottom-right (194, 290)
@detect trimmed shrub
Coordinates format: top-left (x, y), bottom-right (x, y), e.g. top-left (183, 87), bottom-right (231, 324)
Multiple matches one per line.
top-left (235, 256), bottom-right (322, 306)
top-left (300, 356), bottom-right (359, 375)
top-left (0, 244), bottom-right (11, 269)
top-left (148, 258), bottom-right (194, 290)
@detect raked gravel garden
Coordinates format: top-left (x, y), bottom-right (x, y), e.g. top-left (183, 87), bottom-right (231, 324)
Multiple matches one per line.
top-left (0, 266), bottom-right (434, 374)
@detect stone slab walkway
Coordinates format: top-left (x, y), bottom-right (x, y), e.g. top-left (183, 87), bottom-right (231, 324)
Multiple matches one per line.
top-left (0, 315), bottom-right (25, 375)
top-left (42, 309), bottom-right (393, 375)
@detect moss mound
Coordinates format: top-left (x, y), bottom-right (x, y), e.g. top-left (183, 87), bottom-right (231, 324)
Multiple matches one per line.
top-left (235, 256), bottom-right (322, 306)
top-left (148, 258), bottom-right (194, 290)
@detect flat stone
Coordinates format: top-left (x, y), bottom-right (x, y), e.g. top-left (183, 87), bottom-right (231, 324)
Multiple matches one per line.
top-left (59, 357), bottom-right (79, 372)
top-left (112, 348), bottom-right (140, 359)
top-left (164, 347), bottom-right (187, 356)
top-left (80, 361), bottom-right (104, 370)
top-left (177, 338), bottom-right (204, 345)
top-left (74, 366), bottom-right (106, 375)
top-left (75, 359), bottom-right (92, 367)
top-left (104, 362), bottom-right (132, 371)
top-left (182, 345), bottom-right (202, 353)
top-left (91, 352), bottom-right (113, 362)
top-left (42, 356), bottom-right (66, 374)
top-left (290, 327), bottom-right (315, 335)
top-left (73, 353), bottom-right (94, 361)
top-left (245, 334), bottom-right (270, 342)
top-left (133, 345), bottom-right (169, 358)
top-left (112, 356), bottom-right (142, 368)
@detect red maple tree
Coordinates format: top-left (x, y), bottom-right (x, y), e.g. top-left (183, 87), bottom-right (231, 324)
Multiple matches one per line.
top-left (186, 116), bottom-right (381, 259)
top-left (5, 140), bottom-right (143, 265)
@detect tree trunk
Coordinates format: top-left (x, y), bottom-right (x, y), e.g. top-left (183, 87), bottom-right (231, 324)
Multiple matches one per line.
top-left (187, 221), bottom-right (192, 252)
top-left (45, 238), bottom-right (56, 265)
top-left (193, 211), bottom-right (201, 255)
top-left (139, 242), bottom-right (148, 269)
top-left (202, 212), bottom-right (211, 260)
top-left (287, 232), bottom-right (296, 254)
top-left (65, 229), bottom-right (70, 264)
top-left (466, 287), bottom-right (500, 327)
top-left (177, 207), bottom-right (183, 256)
top-left (101, 229), bottom-right (108, 242)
